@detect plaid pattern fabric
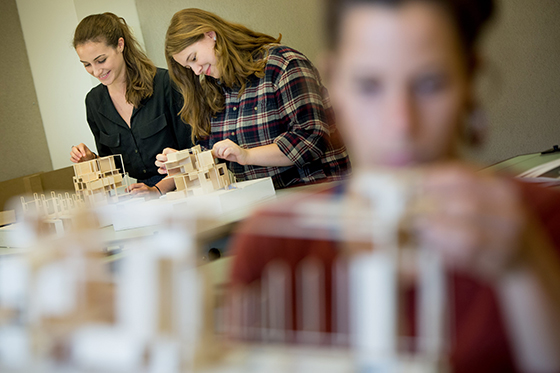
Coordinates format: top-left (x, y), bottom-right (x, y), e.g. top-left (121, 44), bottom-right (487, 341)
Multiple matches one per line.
top-left (199, 45), bottom-right (350, 189)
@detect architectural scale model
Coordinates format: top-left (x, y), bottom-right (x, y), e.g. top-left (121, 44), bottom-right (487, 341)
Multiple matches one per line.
top-left (11, 155), bottom-right (128, 238)
top-left (0, 171), bottom-right (450, 372)
top-left (21, 191), bottom-right (81, 216)
top-left (72, 154), bottom-right (129, 205)
top-left (225, 172), bottom-right (448, 372)
top-left (164, 145), bottom-right (232, 200)
top-left (8, 150), bottom-right (274, 237)
top-left (20, 191), bottom-right (83, 235)
top-left (0, 210), bottom-right (215, 372)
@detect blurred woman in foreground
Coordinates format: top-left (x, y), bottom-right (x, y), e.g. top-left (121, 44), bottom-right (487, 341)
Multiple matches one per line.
top-left (228, 0), bottom-right (560, 371)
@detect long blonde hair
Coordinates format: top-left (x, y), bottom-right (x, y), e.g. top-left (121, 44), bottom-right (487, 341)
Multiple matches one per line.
top-left (165, 8), bottom-right (281, 141)
top-left (73, 13), bottom-right (157, 107)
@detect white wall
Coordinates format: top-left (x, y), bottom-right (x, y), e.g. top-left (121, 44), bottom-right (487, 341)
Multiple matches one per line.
top-left (15, 0), bottom-right (145, 171)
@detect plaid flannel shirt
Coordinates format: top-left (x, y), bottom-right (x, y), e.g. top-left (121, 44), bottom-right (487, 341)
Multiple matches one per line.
top-left (199, 45), bottom-right (350, 189)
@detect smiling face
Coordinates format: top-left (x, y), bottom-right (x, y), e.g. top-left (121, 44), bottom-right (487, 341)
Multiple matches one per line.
top-left (172, 31), bottom-right (220, 79)
top-left (75, 38), bottom-right (126, 87)
top-left (329, 2), bottom-right (472, 168)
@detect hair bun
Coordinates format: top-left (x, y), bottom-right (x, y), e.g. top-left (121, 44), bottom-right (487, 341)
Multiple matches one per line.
top-left (463, 0), bottom-right (494, 25)
top-left (452, 0), bottom-right (496, 48)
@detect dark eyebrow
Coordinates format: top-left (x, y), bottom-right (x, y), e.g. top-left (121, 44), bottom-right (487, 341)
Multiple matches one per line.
top-left (79, 54), bottom-right (106, 64)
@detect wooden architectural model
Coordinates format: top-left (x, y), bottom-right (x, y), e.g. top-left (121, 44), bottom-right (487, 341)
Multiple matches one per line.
top-left (16, 162), bottom-right (125, 237)
top-left (72, 155), bottom-right (128, 205)
top-left (21, 191), bottom-right (81, 216)
top-left (13, 155), bottom-right (127, 236)
top-left (1, 170), bottom-right (452, 372)
top-left (164, 145), bottom-right (232, 200)
top-left (0, 209), bottom-right (215, 372)
top-left (20, 191), bottom-right (83, 235)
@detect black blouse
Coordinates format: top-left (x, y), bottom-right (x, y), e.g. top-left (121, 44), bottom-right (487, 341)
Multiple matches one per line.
top-left (85, 68), bottom-right (192, 180)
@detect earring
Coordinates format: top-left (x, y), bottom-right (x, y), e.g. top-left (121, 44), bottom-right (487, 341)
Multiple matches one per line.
top-left (213, 36), bottom-right (216, 41)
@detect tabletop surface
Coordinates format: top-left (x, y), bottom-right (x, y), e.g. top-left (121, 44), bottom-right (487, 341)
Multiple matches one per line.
top-left (485, 151), bottom-right (560, 175)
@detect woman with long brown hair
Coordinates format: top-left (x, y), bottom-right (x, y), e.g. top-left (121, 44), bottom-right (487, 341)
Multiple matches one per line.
top-left (71, 12), bottom-right (192, 197)
top-left (158, 8), bottom-right (350, 189)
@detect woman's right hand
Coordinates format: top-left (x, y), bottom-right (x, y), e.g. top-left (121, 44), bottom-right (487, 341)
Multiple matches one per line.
top-left (70, 143), bottom-right (96, 163)
top-left (155, 148), bottom-right (178, 174)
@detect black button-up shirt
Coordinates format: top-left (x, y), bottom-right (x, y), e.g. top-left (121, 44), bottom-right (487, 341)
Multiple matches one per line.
top-left (85, 68), bottom-right (192, 180)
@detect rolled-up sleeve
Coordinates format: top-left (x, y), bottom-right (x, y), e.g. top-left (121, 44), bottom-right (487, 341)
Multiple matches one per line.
top-left (273, 58), bottom-right (330, 169)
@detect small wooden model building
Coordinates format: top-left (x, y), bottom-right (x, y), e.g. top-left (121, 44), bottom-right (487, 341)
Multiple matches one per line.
top-left (72, 155), bottom-right (128, 205)
top-left (0, 213), bottom-right (216, 372)
top-left (164, 145), bottom-right (232, 200)
top-left (21, 191), bottom-right (80, 216)
top-left (20, 191), bottom-right (82, 235)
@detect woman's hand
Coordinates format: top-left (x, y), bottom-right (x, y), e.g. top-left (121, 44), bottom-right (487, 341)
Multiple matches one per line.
top-left (212, 139), bottom-right (250, 165)
top-left (211, 140), bottom-right (293, 167)
top-left (70, 143), bottom-right (96, 163)
top-left (155, 148), bottom-right (178, 174)
top-left (413, 163), bottom-right (526, 279)
top-left (126, 183), bottom-right (160, 200)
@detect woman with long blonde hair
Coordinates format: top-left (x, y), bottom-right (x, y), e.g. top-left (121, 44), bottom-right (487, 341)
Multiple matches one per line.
top-left (158, 8), bottom-right (350, 189)
top-left (71, 12), bottom-right (192, 197)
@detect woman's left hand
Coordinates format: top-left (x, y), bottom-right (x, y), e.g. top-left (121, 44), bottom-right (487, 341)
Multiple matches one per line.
top-left (413, 163), bottom-right (527, 280)
top-left (126, 183), bottom-right (160, 200)
top-left (212, 139), bottom-right (250, 165)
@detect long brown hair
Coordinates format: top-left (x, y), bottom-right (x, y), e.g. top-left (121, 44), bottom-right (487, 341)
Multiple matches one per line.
top-left (73, 12), bottom-right (157, 107)
top-left (165, 8), bottom-right (281, 141)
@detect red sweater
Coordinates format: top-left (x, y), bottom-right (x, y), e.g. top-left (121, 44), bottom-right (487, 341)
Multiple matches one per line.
top-left (229, 180), bottom-right (560, 373)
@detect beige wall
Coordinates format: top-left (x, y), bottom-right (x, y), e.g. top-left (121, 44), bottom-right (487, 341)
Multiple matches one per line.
top-left (136, 0), bottom-right (324, 69)
top-left (469, 0), bottom-right (560, 164)
top-left (137, 0), bottom-right (560, 166)
top-left (0, 0), bottom-right (52, 182)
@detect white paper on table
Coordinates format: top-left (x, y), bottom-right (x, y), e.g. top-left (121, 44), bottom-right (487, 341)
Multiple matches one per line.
top-left (517, 158), bottom-right (560, 179)
top-left (516, 176), bottom-right (560, 188)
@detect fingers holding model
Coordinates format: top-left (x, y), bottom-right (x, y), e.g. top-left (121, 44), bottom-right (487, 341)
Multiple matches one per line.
top-left (211, 139), bottom-right (250, 165)
top-left (70, 143), bottom-right (96, 163)
top-left (155, 148), bottom-right (179, 175)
